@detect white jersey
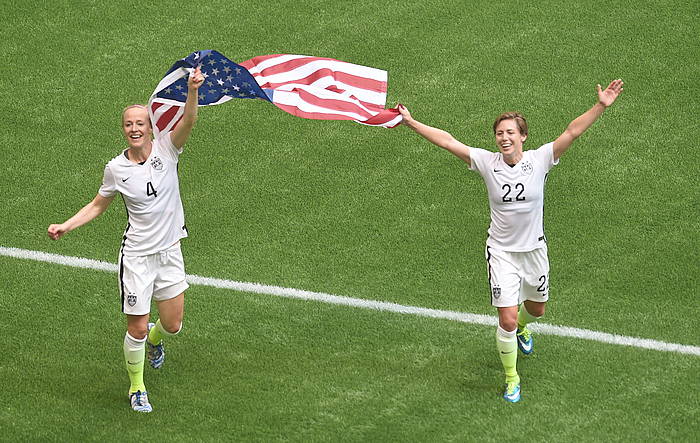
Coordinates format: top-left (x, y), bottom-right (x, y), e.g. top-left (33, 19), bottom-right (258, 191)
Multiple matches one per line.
top-left (99, 133), bottom-right (188, 256)
top-left (469, 142), bottom-right (558, 252)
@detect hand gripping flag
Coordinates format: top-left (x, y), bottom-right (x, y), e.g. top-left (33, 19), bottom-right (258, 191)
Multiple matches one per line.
top-left (148, 50), bottom-right (402, 136)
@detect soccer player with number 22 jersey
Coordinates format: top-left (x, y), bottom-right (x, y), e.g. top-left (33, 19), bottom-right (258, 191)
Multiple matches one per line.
top-left (398, 79), bottom-right (624, 402)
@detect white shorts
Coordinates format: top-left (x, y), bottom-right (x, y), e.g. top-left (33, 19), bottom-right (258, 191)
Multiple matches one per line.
top-left (118, 242), bottom-right (189, 315)
top-left (485, 245), bottom-right (550, 308)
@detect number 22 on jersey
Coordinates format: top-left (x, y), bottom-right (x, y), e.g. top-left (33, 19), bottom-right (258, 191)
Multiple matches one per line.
top-left (501, 183), bottom-right (525, 202)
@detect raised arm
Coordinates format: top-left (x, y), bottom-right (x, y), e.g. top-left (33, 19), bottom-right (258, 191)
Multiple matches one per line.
top-left (553, 79), bottom-right (624, 161)
top-left (398, 104), bottom-right (472, 166)
top-left (47, 194), bottom-right (115, 240)
top-left (170, 66), bottom-right (205, 149)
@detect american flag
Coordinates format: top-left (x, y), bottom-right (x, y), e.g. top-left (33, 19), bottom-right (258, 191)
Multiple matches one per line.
top-left (148, 50), bottom-right (402, 136)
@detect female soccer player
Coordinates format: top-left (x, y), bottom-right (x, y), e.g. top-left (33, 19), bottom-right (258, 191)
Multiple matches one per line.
top-left (398, 79), bottom-right (623, 402)
top-left (48, 67), bottom-right (204, 412)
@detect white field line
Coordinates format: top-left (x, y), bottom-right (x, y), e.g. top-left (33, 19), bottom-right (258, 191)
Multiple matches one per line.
top-left (2, 246), bottom-right (699, 357)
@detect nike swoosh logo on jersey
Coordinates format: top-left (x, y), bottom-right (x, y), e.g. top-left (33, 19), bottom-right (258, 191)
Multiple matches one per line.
top-left (493, 169), bottom-right (503, 173)
top-left (122, 177), bottom-right (130, 182)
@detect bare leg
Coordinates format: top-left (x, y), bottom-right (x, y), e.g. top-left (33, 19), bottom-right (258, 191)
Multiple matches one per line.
top-left (522, 300), bottom-right (546, 318)
top-left (155, 292), bottom-right (184, 333)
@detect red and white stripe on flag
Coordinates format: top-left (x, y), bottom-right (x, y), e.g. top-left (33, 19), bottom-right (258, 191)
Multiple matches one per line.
top-left (148, 64), bottom-right (189, 138)
top-left (147, 51), bottom-right (402, 138)
top-left (150, 99), bottom-right (184, 137)
top-left (239, 54), bottom-right (402, 128)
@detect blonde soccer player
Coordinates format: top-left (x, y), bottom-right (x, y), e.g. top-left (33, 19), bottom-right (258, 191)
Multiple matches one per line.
top-left (398, 79), bottom-right (623, 402)
top-left (48, 67), bottom-right (204, 412)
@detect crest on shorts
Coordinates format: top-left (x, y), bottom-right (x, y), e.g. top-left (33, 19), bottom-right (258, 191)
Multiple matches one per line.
top-left (492, 286), bottom-right (501, 299)
top-left (127, 292), bottom-right (137, 307)
top-left (151, 156), bottom-right (163, 171)
top-left (521, 161), bottom-right (533, 176)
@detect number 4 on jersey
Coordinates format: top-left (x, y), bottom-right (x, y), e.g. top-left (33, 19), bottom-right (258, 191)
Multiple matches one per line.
top-left (146, 181), bottom-right (158, 198)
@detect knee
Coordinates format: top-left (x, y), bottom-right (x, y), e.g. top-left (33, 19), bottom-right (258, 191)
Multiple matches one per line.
top-left (525, 302), bottom-right (546, 318)
top-left (499, 318), bottom-right (518, 332)
top-left (497, 307), bottom-right (518, 331)
top-left (161, 319), bottom-right (183, 335)
top-left (126, 314), bottom-right (150, 339)
top-left (127, 325), bottom-right (148, 340)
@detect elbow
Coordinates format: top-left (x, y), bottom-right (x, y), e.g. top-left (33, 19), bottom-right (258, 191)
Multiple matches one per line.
top-left (93, 205), bottom-right (108, 219)
top-left (440, 134), bottom-right (457, 150)
top-left (565, 127), bottom-right (582, 141)
top-left (178, 116), bottom-right (197, 135)
top-left (184, 113), bottom-right (198, 126)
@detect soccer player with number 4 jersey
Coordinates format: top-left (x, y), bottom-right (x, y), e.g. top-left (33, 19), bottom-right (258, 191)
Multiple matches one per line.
top-left (48, 66), bottom-right (205, 412)
top-left (398, 79), bottom-right (623, 402)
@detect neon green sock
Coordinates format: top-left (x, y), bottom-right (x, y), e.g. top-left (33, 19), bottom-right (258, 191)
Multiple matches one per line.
top-left (147, 319), bottom-right (165, 346)
top-left (124, 333), bottom-right (146, 393)
top-left (496, 326), bottom-right (518, 382)
top-left (148, 319), bottom-right (181, 345)
top-left (517, 305), bottom-right (541, 329)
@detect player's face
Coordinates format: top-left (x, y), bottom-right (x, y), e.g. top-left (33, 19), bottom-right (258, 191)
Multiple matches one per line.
top-left (122, 107), bottom-right (152, 149)
top-left (495, 119), bottom-right (527, 156)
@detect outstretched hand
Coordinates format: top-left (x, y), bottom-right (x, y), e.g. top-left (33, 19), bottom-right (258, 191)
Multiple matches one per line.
top-left (597, 79), bottom-right (624, 107)
top-left (397, 104), bottom-right (413, 125)
top-left (188, 65), bottom-right (205, 90)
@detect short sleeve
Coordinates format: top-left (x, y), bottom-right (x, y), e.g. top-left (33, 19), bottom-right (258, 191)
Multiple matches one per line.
top-left (98, 164), bottom-right (117, 198)
top-left (468, 147), bottom-right (491, 173)
top-left (156, 132), bottom-right (182, 163)
top-left (534, 142), bottom-right (558, 171)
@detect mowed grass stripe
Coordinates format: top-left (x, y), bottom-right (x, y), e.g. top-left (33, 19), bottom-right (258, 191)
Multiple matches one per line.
top-left (3, 245), bottom-right (698, 356)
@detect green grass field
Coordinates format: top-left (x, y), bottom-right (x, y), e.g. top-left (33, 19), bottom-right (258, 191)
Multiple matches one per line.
top-left (1, 0), bottom-right (699, 441)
